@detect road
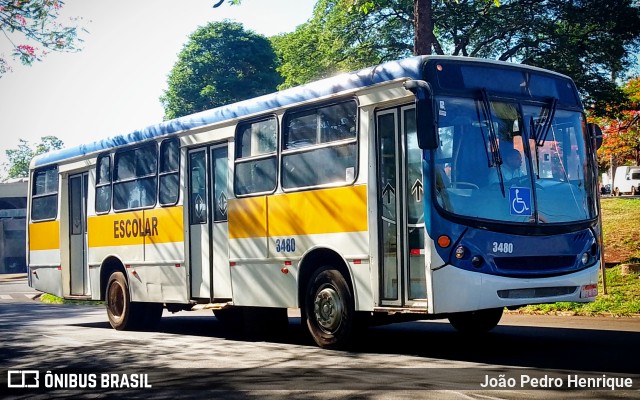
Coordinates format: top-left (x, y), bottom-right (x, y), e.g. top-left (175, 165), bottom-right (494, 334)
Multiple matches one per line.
top-left (1, 276), bottom-right (639, 399)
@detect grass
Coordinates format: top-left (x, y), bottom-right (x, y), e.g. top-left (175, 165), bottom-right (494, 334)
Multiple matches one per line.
top-left (517, 265), bottom-right (640, 316)
top-left (518, 197), bottom-right (640, 316)
top-left (40, 293), bottom-right (102, 305)
top-left (600, 197), bottom-right (640, 264)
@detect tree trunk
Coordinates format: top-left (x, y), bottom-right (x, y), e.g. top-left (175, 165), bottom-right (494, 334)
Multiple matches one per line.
top-left (414, 0), bottom-right (433, 55)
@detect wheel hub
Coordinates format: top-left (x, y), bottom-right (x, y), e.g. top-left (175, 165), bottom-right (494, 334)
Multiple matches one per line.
top-left (107, 282), bottom-right (125, 319)
top-left (314, 286), bottom-right (343, 332)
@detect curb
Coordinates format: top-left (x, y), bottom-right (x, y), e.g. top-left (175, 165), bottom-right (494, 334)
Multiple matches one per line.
top-left (0, 273), bottom-right (27, 283)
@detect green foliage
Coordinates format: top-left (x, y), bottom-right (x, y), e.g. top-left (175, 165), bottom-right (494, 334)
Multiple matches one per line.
top-left (40, 293), bottom-right (102, 305)
top-left (161, 21), bottom-right (282, 120)
top-left (601, 198), bottom-right (640, 264)
top-left (0, 0), bottom-right (85, 77)
top-left (271, 0), bottom-right (640, 116)
top-left (519, 265), bottom-right (640, 316)
top-left (4, 135), bottom-right (64, 179)
top-left (272, 0), bottom-right (413, 89)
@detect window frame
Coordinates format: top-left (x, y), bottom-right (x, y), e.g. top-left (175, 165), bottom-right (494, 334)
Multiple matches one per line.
top-left (233, 114), bottom-right (279, 197)
top-left (158, 138), bottom-right (181, 207)
top-left (30, 165), bottom-right (59, 222)
top-left (112, 142), bottom-right (158, 212)
top-left (95, 153), bottom-right (112, 214)
top-left (280, 98), bottom-right (359, 192)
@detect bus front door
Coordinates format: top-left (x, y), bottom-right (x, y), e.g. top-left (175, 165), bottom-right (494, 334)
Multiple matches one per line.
top-left (376, 106), bottom-right (427, 307)
top-left (187, 144), bottom-right (231, 302)
top-left (69, 172), bottom-right (89, 296)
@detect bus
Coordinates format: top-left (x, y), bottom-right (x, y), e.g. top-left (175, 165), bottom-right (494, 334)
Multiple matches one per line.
top-left (27, 56), bottom-right (603, 349)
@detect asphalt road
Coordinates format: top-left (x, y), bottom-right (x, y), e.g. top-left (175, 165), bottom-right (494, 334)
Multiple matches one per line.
top-left (1, 277), bottom-right (639, 399)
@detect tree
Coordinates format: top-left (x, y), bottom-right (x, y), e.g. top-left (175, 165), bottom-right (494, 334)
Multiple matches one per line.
top-left (160, 21), bottom-right (281, 120)
top-left (271, 0), bottom-right (414, 89)
top-left (269, 0), bottom-right (640, 115)
top-left (0, 0), bottom-right (85, 77)
top-left (595, 77), bottom-right (640, 172)
top-left (4, 135), bottom-right (64, 179)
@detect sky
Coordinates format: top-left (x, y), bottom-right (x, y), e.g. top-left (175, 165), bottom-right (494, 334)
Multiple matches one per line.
top-left (0, 0), bottom-right (317, 172)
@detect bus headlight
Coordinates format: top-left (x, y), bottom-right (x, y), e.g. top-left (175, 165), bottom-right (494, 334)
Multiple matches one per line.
top-left (581, 252), bottom-right (590, 265)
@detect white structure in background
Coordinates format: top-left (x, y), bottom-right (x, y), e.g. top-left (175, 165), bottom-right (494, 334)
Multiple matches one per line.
top-left (612, 166), bottom-right (640, 196)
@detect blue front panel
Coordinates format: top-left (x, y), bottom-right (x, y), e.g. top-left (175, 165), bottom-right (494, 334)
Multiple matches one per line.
top-left (439, 226), bottom-right (597, 278)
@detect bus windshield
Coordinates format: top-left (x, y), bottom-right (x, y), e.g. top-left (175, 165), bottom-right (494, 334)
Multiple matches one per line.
top-left (433, 95), bottom-right (597, 224)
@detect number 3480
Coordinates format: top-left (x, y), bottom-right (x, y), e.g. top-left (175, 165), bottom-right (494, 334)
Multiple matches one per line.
top-left (492, 242), bottom-right (514, 253)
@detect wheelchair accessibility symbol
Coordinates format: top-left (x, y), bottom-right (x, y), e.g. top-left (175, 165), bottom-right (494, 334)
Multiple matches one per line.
top-left (509, 187), bottom-right (532, 216)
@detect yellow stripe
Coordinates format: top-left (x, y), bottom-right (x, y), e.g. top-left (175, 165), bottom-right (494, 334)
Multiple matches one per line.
top-left (228, 186), bottom-right (368, 239)
top-left (88, 206), bottom-right (184, 248)
top-left (228, 196), bottom-right (268, 239)
top-left (29, 221), bottom-right (60, 251)
top-left (144, 207), bottom-right (185, 244)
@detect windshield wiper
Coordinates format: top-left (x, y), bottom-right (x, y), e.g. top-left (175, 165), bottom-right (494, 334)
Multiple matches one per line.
top-left (534, 97), bottom-right (557, 147)
top-left (480, 88), bottom-right (505, 197)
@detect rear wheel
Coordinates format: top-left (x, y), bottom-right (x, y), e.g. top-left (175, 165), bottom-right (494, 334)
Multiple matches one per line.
top-left (448, 308), bottom-right (503, 334)
top-left (106, 271), bottom-right (161, 330)
top-left (304, 266), bottom-right (354, 349)
top-left (106, 271), bottom-right (136, 330)
top-left (632, 186), bottom-right (637, 196)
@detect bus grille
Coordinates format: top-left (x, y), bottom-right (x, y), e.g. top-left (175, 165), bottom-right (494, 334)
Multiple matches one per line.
top-left (497, 286), bottom-right (578, 299)
top-left (493, 256), bottom-right (576, 275)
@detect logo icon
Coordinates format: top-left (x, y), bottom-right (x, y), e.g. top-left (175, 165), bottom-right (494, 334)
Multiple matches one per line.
top-left (7, 370), bottom-right (40, 388)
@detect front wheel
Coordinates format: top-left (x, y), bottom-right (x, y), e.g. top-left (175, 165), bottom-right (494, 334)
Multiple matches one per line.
top-left (448, 307), bottom-right (503, 334)
top-left (632, 186), bottom-right (638, 196)
top-left (304, 266), bottom-right (354, 349)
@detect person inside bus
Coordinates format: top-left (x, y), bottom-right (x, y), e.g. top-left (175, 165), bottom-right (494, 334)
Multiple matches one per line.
top-left (488, 148), bottom-right (523, 185)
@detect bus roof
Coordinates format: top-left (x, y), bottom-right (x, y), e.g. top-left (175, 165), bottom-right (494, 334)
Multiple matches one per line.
top-left (32, 56), bottom-right (429, 168)
top-left (31, 55), bottom-right (574, 168)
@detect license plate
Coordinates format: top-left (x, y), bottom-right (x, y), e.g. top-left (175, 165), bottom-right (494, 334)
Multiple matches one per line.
top-left (580, 284), bottom-right (598, 298)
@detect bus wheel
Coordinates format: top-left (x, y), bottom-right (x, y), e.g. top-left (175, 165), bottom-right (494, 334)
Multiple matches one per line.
top-left (106, 271), bottom-right (139, 330)
top-left (448, 308), bottom-right (503, 334)
top-left (304, 266), bottom-right (354, 349)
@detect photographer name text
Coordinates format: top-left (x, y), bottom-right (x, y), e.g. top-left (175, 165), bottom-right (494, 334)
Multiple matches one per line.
top-left (481, 373), bottom-right (634, 390)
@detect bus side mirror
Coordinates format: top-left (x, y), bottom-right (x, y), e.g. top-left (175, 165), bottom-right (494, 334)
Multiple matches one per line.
top-left (404, 80), bottom-right (438, 150)
top-left (588, 123), bottom-right (603, 150)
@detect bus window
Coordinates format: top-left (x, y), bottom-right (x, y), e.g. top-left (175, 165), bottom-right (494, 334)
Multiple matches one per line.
top-left (159, 138), bottom-right (180, 206)
top-left (113, 143), bottom-right (158, 211)
top-left (234, 117), bottom-right (278, 196)
top-left (282, 100), bottom-right (357, 190)
top-left (95, 154), bottom-right (111, 214)
top-left (31, 166), bottom-right (59, 221)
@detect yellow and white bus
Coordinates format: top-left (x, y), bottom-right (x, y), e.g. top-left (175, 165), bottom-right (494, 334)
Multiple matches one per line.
top-left (28, 56), bottom-right (603, 349)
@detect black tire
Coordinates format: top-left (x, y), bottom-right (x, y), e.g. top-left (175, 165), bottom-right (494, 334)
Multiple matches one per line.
top-left (106, 271), bottom-right (162, 331)
top-left (304, 266), bottom-right (354, 349)
top-left (448, 307), bottom-right (504, 334)
top-left (632, 186), bottom-right (637, 196)
top-left (106, 271), bottom-right (137, 330)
